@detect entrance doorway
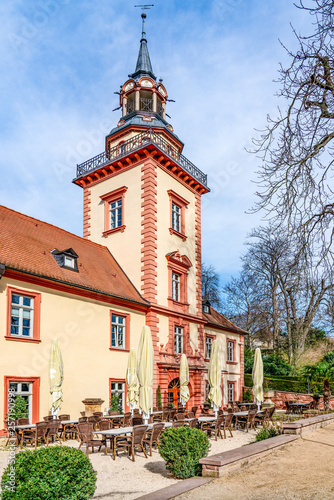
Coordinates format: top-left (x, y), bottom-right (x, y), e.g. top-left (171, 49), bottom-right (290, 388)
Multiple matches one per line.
top-left (168, 378), bottom-right (180, 407)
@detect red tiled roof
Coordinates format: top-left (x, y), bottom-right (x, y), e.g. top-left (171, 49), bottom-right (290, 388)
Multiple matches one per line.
top-left (0, 205), bottom-right (147, 306)
top-left (203, 307), bottom-right (248, 335)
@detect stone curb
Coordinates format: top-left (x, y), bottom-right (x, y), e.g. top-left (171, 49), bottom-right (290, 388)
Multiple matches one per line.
top-left (134, 477), bottom-right (213, 500)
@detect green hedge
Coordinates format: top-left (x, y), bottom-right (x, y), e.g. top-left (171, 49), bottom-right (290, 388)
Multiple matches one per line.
top-left (244, 373), bottom-right (333, 394)
top-left (1, 446), bottom-right (96, 499)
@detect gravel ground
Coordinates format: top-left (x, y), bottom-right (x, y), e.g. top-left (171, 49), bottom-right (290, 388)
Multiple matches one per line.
top-left (0, 428), bottom-right (257, 499)
top-left (174, 423), bottom-right (334, 500)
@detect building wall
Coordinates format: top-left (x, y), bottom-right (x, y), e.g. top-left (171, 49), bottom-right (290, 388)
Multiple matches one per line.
top-left (204, 326), bottom-right (244, 404)
top-left (0, 277), bottom-right (146, 428)
top-left (88, 163), bottom-right (143, 291)
top-left (156, 168), bottom-right (198, 313)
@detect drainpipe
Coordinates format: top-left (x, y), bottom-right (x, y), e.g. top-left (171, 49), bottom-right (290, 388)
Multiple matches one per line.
top-left (0, 264), bottom-right (5, 279)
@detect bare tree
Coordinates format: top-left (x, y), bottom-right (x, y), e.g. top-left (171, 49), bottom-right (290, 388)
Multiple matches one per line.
top-left (252, 0), bottom-right (334, 256)
top-left (223, 270), bottom-right (270, 349)
top-left (201, 263), bottom-right (222, 311)
top-left (245, 225), bottom-right (334, 367)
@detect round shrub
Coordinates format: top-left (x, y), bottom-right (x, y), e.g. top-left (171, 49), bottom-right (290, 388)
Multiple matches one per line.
top-left (158, 427), bottom-right (210, 479)
top-left (1, 446), bottom-right (96, 500)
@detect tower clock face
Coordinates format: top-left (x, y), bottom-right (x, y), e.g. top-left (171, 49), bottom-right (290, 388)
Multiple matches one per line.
top-left (141, 79), bottom-right (153, 88)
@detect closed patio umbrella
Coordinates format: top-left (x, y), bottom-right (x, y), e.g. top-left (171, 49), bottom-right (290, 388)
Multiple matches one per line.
top-left (137, 325), bottom-right (154, 424)
top-left (208, 340), bottom-right (222, 417)
top-left (252, 348), bottom-right (264, 411)
top-left (49, 339), bottom-right (64, 417)
top-left (179, 354), bottom-right (190, 408)
top-left (126, 348), bottom-right (139, 415)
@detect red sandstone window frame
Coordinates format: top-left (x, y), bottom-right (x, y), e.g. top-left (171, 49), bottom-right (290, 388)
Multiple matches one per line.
top-left (4, 376), bottom-right (40, 425)
top-left (167, 190), bottom-right (189, 241)
top-left (227, 338), bottom-right (237, 365)
top-left (100, 186), bottom-right (128, 237)
top-left (166, 252), bottom-right (192, 312)
top-left (109, 378), bottom-right (128, 413)
top-left (5, 286), bottom-right (41, 343)
top-left (205, 334), bottom-right (216, 361)
top-left (109, 310), bottom-right (130, 352)
top-left (227, 380), bottom-right (236, 403)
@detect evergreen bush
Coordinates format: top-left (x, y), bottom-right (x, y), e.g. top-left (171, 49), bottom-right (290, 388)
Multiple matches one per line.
top-left (256, 426), bottom-right (281, 441)
top-left (157, 385), bottom-right (162, 409)
top-left (158, 427), bottom-right (210, 478)
top-left (1, 446), bottom-right (96, 500)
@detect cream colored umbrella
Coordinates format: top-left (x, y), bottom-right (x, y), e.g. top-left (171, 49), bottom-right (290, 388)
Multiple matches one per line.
top-left (252, 348), bottom-right (264, 411)
top-left (208, 340), bottom-right (222, 417)
top-left (137, 325), bottom-right (154, 424)
top-left (179, 354), bottom-right (190, 407)
top-left (49, 339), bottom-right (64, 417)
top-left (126, 348), bottom-right (139, 415)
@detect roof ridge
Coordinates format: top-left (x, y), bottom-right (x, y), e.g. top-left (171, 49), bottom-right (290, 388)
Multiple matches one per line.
top-left (0, 204), bottom-right (110, 253)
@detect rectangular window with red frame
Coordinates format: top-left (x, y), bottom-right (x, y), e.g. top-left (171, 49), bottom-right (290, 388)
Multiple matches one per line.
top-left (6, 287), bottom-right (41, 343)
top-left (109, 310), bottom-right (130, 351)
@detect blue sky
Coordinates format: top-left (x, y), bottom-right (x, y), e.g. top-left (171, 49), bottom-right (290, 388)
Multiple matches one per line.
top-left (0, 0), bottom-right (311, 282)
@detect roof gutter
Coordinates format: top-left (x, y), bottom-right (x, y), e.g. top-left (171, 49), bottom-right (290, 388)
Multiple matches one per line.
top-left (3, 266), bottom-right (150, 309)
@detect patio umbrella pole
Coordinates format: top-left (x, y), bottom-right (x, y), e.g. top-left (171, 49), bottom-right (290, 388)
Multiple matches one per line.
top-left (142, 411), bottom-right (150, 424)
top-left (213, 404), bottom-right (218, 418)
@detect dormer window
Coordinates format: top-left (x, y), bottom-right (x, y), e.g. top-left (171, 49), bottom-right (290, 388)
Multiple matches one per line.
top-left (202, 300), bottom-right (211, 314)
top-left (51, 248), bottom-right (79, 272)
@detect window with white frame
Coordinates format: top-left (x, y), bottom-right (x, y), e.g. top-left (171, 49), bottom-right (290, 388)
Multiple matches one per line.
top-left (110, 381), bottom-right (125, 412)
top-left (172, 203), bottom-right (181, 233)
top-left (172, 272), bottom-right (180, 301)
top-left (228, 382), bottom-right (234, 402)
top-left (206, 336), bottom-right (213, 359)
top-left (109, 199), bottom-right (122, 229)
top-left (174, 326), bottom-right (183, 354)
top-left (10, 294), bottom-right (34, 338)
top-left (111, 314), bottom-right (125, 349)
top-left (227, 341), bottom-right (234, 362)
top-left (9, 381), bottom-right (32, 422)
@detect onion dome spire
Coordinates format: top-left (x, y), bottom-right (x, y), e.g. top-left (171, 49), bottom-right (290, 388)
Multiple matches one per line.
top-left (130, 13), bottom-right (156, 81)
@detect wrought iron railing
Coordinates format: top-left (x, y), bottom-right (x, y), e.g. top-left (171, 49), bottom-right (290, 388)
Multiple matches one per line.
top-left (75, 129), bottom-right (208, 188)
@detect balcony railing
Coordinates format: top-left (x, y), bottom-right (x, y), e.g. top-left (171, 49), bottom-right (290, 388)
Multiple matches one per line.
top-left (75, 129), bottom-right (208, 188)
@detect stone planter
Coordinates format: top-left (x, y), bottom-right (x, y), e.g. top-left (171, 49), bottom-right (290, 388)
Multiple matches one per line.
top-left (262, 390), bottom-right (275, 408)
top-left (82, 398), bottom-right (104, 417)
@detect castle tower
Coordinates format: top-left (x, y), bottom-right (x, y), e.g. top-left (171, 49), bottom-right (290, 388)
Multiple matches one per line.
top-left (73, 13), bottom-right (210, 406)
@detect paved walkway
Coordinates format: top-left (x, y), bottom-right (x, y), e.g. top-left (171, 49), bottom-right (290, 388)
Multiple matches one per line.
top-left (174, 423), bottom-right (334, 500)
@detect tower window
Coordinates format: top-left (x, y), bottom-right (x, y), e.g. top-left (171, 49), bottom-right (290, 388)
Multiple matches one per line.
top-left (100, 186), bottom-right (127, 237)
top-left (172, 272), bottom-right (180, 302)
top-left (110, 199), bottom-right (122, 229)
top-left (168, 190), bottom-right (189, 241)
top-left (174, 326), bottom-right (183, 354)
top-left (172, 203), bottom-right (181, 233)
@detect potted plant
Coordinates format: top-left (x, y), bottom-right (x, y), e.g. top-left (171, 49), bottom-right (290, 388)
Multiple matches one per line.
top-left (203, 401), bottom-right (211, 411)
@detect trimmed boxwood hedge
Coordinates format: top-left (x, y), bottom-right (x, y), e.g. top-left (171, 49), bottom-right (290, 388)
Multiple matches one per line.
top-left (1, 446), bottom-right (96, 500)
top-left (244, 373), bottom-right (333, 394)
